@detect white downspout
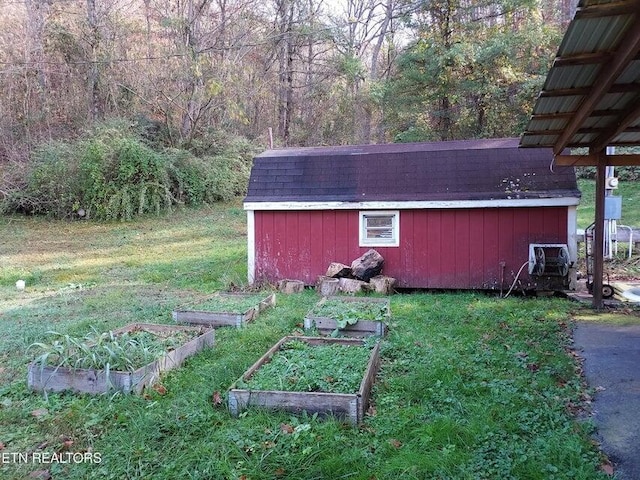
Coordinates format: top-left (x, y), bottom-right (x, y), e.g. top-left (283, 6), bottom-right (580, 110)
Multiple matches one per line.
top-left (246, 210), bottom-right (255, 285)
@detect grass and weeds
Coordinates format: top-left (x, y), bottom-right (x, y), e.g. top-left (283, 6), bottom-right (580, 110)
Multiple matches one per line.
top-left (0, 204), bottom-right (618, 479)
top-left (307, 297), bottom-right (390, 328)
top-left (238, 339), bottom-right (374, 394)
top-left (577, 179), bottom-right (640, 228)
top-left (187, 293), bottom-right (270, 313)
top-left (29, 326), bottom-right (202, 373)
top-left (576, 179), bottom-right (640, 279)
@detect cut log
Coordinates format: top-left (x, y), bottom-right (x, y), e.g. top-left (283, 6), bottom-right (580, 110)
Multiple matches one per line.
top-left (278, 279), bottom-right (305, 294)
top-left (339, 277), bottom-right (369, 294)
top-left (351, 249), bottom-right (384, 281)
top-left (326, 262), bottom-right (352, 278)
top-left (317, 276), bottom-right (340, 297)
top-left (369, 275), bottom-right (396, 295)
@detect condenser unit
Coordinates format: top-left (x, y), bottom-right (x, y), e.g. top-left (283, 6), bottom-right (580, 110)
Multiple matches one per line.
top-left (528, 244), bottom-right (571, 278)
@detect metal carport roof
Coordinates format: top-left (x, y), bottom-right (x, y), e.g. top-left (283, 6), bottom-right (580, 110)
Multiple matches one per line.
top-left (521, 0), bottom-right (640, 156)
top-left (519, 0), bottom-right (640, 307)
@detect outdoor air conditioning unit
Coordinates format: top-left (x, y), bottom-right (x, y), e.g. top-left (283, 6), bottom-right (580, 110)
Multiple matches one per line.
top-left (528, 243), bottom-right (571, 278)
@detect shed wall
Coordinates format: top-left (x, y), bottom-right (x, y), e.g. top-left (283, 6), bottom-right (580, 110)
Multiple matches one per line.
top-left (252, 207), bottom-right (569, 289)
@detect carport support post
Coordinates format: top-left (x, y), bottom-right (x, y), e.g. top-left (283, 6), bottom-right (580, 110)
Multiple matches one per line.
top-left (592, 150), bottom-right (606, 309)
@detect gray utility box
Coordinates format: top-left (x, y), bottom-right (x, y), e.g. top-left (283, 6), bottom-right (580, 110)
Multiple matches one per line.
top-left (605, 196), bottom-right (622, 220)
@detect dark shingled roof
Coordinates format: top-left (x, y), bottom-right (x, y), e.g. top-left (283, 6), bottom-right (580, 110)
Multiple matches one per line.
top-left (244, 138), bottom-right (580, 203)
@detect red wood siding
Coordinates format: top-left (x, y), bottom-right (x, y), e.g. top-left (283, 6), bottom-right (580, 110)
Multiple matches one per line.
top-left (253, 207), bottom-right (569, 289)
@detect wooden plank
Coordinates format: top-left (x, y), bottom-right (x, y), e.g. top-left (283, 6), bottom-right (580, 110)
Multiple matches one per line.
top-left (593, 157), bottom-right (607, 308)
top-left (241, 336), bottom-right (290, 380)
top-left (309, 211), bottom-right (325, 284)
top-left (468, 211), bottom-right (485, 288)
top-left (173, 310), bottom-right (247, 328)
top-left (303, 317), bottom-right (386, 337)
top-left (228, 336), bottom-right (380, 424)
top-left (482, 209), bottom-right (501, 290)
top-left (357, 340), bottom-right (382, 423)
top-left (228, 390), bottom-right (358, 419)
top-left (297, 211), bottom-right (312, 280)
top-left (173, 293), bottom-right (275, 328)
top-left (454, 209), bottom-right (471, 288)
top-left (28, 324), bottom-right (214, 394)
top-left (426, 210), bottom-right (442, 288)
top-left (555, 154), bottom-right (640, 166)
top-left (303, 296), bottom-right (390, 337)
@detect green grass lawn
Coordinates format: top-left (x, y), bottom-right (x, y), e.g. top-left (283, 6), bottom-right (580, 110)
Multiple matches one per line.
top-left (577, 179), bottom-right (640, 229)
top-left (0, 202), bottom-right (618, 479)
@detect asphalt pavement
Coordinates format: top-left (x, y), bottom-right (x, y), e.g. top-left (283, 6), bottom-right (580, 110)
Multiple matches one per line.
top-left (573, 321), bottom-right (640, 480)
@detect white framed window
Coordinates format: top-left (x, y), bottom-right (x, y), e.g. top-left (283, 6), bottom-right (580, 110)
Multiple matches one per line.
top-left (359, 210), bottom-right (400, 247)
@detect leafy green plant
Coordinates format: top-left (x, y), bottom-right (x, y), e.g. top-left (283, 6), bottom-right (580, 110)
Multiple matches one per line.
top-left (307, 298), bottom-right (390, 329)
top-left (239, 339), bottom-right (373, 393)
top-left (28, 327), bottom-right (199, 373)
top-left (1, 119), bottom-right (257, 219)
top-left (79, 132), bottom-right (174, 220)
top-left (1, 141), bottom-right (83, 217)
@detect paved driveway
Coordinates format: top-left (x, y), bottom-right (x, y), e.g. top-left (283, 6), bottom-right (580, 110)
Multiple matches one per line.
top-left (573, 321), bottom-right (640, 480)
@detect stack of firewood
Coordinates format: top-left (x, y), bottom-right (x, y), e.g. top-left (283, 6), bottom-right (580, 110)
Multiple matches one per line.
top-left (317, 249), bottom-right (396, 295)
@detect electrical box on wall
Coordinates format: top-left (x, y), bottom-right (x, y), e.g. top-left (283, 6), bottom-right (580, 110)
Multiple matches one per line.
top-left (604, 196), bottom-right (622, 220)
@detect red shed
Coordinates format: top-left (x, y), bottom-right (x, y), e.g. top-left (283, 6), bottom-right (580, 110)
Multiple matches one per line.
top-left (243, 138), bottom-right (581, 292)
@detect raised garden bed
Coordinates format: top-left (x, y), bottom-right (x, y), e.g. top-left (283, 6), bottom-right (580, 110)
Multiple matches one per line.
top-left (303, 296), bottom-right (390, 337)
top-left (27, 323), bottom-right (215, 394)
top-left (173, 292), bottom-right (276, 328)
top-left (228, 336), bottom-right (381, 424)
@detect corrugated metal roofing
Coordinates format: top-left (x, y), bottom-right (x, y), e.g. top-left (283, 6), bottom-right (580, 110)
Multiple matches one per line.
top-left (245, 138), bottom-right (580, 203)
top-left (520, 0), bottom-right (640, 153)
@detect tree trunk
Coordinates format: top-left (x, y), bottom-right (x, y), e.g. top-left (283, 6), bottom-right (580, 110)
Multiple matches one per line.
top-left (276, 0), bottom-right (296, 146)
top-left (317, 276), bottom-right (340, 296)
top-left (86, 0), bottom-right (102, 122)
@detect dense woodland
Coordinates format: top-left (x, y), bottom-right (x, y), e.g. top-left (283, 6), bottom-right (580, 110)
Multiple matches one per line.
top-left (0, 0), bottom-right (578, 218)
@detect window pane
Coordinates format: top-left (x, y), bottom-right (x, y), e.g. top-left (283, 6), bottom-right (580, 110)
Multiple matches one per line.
top-left (367, 229), bottom-right (393, 239)
top-left (365, 216), bottom-right (393, 228)
top-left (359, 211), bottom-right (399, 247)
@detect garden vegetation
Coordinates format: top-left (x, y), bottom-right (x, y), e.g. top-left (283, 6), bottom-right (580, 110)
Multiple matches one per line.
top-left (0, 206), bottom-right (619, 479)
top-left (1, 120), bottom-right (256, 220)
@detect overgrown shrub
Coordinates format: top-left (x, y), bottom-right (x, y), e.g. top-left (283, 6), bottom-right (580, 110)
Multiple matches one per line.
top-left (167, 149), bottom-right (207, 206)
top-left (1, 120), bottom-right (257, 219)
top-left (1, 141), bottom-right (82, 217)
top-left (79, 133), bottom-right (173, 220)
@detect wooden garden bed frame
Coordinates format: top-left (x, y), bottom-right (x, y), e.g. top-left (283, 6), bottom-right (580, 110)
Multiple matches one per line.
top-left (173, 292), bottom-right (276, 328)
top-left (228, 336), bottom-right (381, 424)
top-left (303, 296), bottom-right (389, 337)
top-left (27, 323), bottom-right (215, 394)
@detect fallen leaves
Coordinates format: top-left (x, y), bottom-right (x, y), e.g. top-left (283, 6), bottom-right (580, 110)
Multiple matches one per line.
top-left (526, 363), bottom-right (540, 373)
top-left (389, 439), bottom-right (402, 449)
top-left (58, 436), bottom-right (74, 450)
top-left (152, 384), bottom-right (167, 395)
top-left (600, 461), bottom-right (614, 476)
top-left (280, 423), bottom-right (294, 434)
top-left (28, 470), bottom-right (51, 480)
